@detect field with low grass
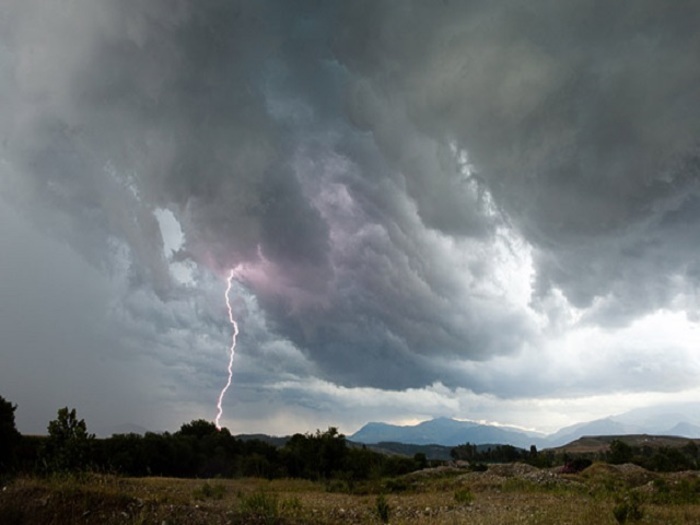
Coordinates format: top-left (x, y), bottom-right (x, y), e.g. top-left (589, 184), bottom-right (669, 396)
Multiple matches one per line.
top-left (3, 462), bottom-right (700, 524)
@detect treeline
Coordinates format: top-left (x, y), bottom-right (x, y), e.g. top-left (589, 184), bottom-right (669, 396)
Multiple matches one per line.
top-left (605, 438), bottom-right (700, 472)
top-left (449, 438), bottom-right (700, 473)
top-left (4, 395), bottom-right (700, 481)
top-left (445, 438), bottom-right (700, 474)
top-left (1, 397), bottom-right (429, 481)
top-left (450, 442), bottom-right (554, 468)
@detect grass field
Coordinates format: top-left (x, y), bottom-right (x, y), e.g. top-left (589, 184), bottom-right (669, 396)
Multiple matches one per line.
top-left (3, 462), bottom-right (700, 524)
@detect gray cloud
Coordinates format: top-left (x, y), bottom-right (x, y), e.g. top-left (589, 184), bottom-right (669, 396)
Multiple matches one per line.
top-left (1, 0), bottom-right (534, 388)
top-left (2, 0), bottom-right (700, 434)
top-left (333, 0), bottom-right (700, 311)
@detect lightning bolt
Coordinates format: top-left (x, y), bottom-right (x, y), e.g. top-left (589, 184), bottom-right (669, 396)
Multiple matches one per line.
top-left (215, 269), bottom-right (239, 431)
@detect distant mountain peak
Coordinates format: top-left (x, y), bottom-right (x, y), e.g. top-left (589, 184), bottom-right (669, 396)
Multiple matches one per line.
top-left (350, 407), bottom-right (700, 449)
top-left (350, 417), bottom-right (537, 448)
top-left (666, 421), bottom-right (700, 438)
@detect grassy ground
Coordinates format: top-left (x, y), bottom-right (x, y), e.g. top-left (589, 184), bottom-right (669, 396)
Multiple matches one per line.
top-left (2, 463), bottom-right (700, 524)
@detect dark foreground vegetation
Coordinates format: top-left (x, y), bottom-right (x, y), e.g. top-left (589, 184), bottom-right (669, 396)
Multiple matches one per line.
top-left (2, 396), bottom-right (429, 482)
top-left (3, 394), bottom-right (700, 524)
top-left (4, 461), bottom-right (700, 524)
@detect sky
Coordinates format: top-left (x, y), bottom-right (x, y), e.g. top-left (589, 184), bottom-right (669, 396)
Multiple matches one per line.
top-left (1, 0), bottom-right (700, 437)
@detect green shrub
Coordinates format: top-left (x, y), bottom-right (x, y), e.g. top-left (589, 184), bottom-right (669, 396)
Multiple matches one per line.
top-left (375, 494), bottom-right (390, 524)
top-left (650, 477), bottom-right (700, 505)
top-left (613, 491), bottom-right (644, 524)
top-left (280, 496), bottom-right (303, 518)
top-left (384, 477), bottom-right (410, 493)
top-left (239, 491), bottom-right (279, 524)
top-left (325, 478), bottom-right (351, 493)
top-left (193, 481), bottom-right (225, 500)
top-left (454, 487), bottom-right (473, 505)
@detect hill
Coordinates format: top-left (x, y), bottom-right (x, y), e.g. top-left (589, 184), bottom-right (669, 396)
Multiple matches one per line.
top-left (554, 434), bottom-right (700, 454)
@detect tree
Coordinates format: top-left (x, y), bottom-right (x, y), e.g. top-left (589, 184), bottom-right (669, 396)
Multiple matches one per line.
top-left (683, 440), bottom-right (699, 467)
top-left (44, 407), bottom-right (94, 472)
top-left (414, 452), bottom-right (428, 469)
top-left (0, 395), bottom-right (21, 470)
top-left (281, 427), bottom-right (348, 480)
top-left (451, 442), bottom-right (478, 461)
top-left (176, 419), bottom-right (219, 439)
top-left (608, 439), bottom-right (633, 465)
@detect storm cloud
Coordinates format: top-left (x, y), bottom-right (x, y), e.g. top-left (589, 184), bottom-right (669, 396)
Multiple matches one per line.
top-left (2, 0), bottom-right (699, 434)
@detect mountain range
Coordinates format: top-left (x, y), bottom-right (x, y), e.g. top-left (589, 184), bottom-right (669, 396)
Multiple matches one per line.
top-left (349, 402), bottom-right (700, 449)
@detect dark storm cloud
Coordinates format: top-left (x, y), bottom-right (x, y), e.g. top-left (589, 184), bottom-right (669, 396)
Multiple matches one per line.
top-left (2, 0), bottom-right (700, 400)
top-left (333, 0), bottom-right (700, 313)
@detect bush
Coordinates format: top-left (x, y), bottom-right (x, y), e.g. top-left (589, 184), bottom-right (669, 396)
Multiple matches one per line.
top-left (650, 477), bottom-right (700, 505)
top-left (325, 478), bottom-right (351, 493)
top-left (560, 458), bottom-right (593, 474)
top-left (384, 477), bottom-right (410, 493)
top-left (280, 496), bottom-right (303, 519)
top-left (613, 491), bottom-right (644, 524)
top-left (193, 481), bottom-right (225, 500)
top-left (375, 494), bottom-right (390, 524)
top-left (239, 491), bottom-right (279, 524)
top-left (454, 488), bottom-right (474, 505)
